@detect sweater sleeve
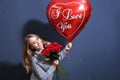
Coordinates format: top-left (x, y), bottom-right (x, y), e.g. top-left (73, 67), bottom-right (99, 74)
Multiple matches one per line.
top-left (32, 57), bottom-right (56, 80)
top-left (59, 50), bottom-right (67, 60)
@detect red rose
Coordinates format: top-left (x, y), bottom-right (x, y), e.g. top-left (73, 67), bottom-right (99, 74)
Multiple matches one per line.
top-left (41, 42), bottom-right (62, 60)
top-left (53, 42), bottom-right (62, 48)
top-left (41, 49), bottom-right (50, 56)
top-left (54, 46), bottom-right (61, 52)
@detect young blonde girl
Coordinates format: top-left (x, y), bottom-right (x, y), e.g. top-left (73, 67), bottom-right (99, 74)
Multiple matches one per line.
top-left (23, 34), bottom-right (72, 80)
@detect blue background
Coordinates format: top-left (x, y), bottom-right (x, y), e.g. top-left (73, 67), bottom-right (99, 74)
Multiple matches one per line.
top-left (0, 0), bottom-right (120, 80)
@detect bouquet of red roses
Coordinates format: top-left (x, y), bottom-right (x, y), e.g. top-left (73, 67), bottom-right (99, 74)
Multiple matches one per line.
top-left (41, 42), bottom-right (68, 80)
top-left (41, 42), bottom-right (62, 62)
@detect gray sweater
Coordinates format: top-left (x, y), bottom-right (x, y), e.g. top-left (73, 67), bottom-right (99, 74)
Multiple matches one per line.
top-left (30, 50), bottom-right (67, 80)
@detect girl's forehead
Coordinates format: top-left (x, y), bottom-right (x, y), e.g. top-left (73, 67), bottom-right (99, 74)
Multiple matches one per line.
top-left (28, 37), bottom-right (41, 43)
top-left (29, 37), bottom-right (37, 41)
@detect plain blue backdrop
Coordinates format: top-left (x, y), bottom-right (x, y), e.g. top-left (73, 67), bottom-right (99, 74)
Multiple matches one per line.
top-left (0, 0), bottom-right (120, 80)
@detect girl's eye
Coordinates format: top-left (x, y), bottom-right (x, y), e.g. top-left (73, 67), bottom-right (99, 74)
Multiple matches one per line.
top-left (32, 42), bottom-right (37, 45)
top-left (33, 43), bottom-right (35, 45)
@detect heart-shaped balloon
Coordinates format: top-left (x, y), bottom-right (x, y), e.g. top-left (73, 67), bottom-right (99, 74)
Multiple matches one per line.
top-left (46, 0), bottom-right (92, 42)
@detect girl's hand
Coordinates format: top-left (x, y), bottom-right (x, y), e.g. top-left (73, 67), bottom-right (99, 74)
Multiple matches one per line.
top-left (52, 60), bottom-right (59, 66)
top-left (64, 42), bottom-right (72, 52)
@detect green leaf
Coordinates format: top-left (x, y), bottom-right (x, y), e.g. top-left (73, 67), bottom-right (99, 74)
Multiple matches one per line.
top-left (45, 58), bottom-right (50, 61)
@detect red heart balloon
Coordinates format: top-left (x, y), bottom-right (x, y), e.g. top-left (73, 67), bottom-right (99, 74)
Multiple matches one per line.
top-left (46, 0), bottom-right (92, 42)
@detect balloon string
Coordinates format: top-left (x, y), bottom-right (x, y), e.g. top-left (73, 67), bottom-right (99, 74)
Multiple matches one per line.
top-left (67, 50), bottom-right (70, 63)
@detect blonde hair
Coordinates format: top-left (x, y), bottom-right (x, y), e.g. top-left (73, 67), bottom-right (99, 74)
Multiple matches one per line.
top-left (22, 34), bottom-right (49, 73)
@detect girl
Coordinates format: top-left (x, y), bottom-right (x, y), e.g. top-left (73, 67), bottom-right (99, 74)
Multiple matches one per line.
top-left (23, 34), bottom-right (72, 80)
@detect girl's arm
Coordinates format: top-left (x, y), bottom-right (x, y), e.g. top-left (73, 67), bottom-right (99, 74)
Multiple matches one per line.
top-left (59, 42), bottom-right (72, 60)
top-left (59, 50), bottom-right (67, 60)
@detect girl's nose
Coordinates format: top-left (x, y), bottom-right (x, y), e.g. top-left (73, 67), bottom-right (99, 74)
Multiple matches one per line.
top-left (37, 42), bottom-right (39, 45)
top-left (36, 40), bottom-right (39, 43)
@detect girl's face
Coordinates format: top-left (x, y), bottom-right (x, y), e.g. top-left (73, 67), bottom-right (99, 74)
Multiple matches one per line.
top-left (28, 36), bottom-right (43, 51)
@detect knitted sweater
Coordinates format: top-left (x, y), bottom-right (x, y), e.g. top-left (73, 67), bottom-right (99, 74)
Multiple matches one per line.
top-left (30, 50), bottom-right (67, 80)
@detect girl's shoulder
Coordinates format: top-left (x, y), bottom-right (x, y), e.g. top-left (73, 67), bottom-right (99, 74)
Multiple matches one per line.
top-left (32, 52), bottom-right (47, 62)
top-left (32, 55), bottom-right (38, 62)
